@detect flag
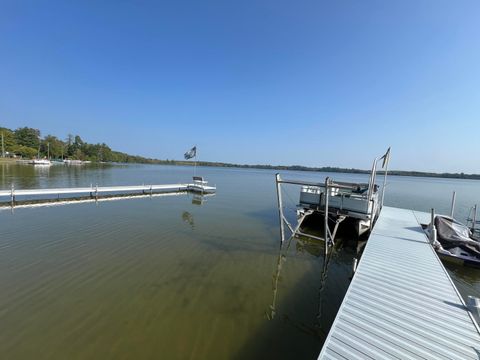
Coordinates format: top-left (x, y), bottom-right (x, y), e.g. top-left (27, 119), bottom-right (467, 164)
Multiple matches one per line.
top-left (184, 146), bottom-right (197, 160)
top-left (381, 147), bottom-right (391, 168)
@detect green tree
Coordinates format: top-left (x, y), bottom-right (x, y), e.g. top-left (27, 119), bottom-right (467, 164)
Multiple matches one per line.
top-left (11, 144), bottom-right (38, 158)
top-left (0, 127), bottom-right (16, 155)
top-left (14, 127), bottom-right (40, 149)
top-left (43, 135), bottom-right (65, 159)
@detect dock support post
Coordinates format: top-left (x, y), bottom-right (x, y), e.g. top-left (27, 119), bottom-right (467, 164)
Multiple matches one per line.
top-left (95, 184), bottom-right (98, 201)
top-left (450, 191), bottom-right (456, 218)
top-left (10, 183), bottom-right (15, 208)
top-left (150, 185), bottom-right (153, 196)
top-left (430, 208), bottom-right (437, 245)
top-left (275, 174), bottom-right (286, 244)
top-left (324, 177), bottom-right (329, 256)
top-left (472, 205), bottom-right (477, 232)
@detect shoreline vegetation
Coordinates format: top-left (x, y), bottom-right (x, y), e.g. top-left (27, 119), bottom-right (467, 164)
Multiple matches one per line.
top-left (1, 126), bottom-right (479, 180)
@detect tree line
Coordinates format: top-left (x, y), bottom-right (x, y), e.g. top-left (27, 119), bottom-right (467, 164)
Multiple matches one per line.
top-left (1, 126), bottom-right (478, 180)
top-left (0, 126), bottom-right (157, 163)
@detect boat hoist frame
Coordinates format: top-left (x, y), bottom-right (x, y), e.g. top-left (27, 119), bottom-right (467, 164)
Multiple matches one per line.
top-left (274, 148), bottom-right (391, 257)
top-left (275, 174), bottom-right (348, 256)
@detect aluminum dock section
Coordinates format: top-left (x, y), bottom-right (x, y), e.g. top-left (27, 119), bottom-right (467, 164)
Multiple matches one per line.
top-left (0, 184), bottom-right (190, 198)
top-left (319, 206), bottom-right (480, 360)
top-left (0, 182), bottom-right (216, 205)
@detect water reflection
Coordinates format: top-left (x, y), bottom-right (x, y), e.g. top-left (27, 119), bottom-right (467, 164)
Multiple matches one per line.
top-left (182, 211), bottom-right (195, 229)
top-left (0, 163), bottom-right (115, 190)
top-left (267, 236), bottom-right (292, 320)
top-left (191, 193), bottom-right (215, 205)
top-left (267, 230), bottom-right (336, 341)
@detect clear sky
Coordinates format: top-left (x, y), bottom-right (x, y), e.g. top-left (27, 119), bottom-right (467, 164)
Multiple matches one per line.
top-left (1, 0), bottom-right (479, 172)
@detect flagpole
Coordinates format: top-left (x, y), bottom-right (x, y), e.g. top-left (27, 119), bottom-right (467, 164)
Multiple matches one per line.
top-left (194, 146), bottom-right (197, 177)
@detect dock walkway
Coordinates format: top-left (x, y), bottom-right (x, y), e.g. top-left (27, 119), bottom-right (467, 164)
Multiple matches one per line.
top-left (319, 206), bottom-right (480, 359)
top-left (0, 184), bottom-right (189, 198)
top-left (0, 182), bottom-right (216, 206)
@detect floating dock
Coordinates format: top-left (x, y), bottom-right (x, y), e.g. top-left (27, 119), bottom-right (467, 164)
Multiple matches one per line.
top-left (319, 206), bottom-right (480, 359)
top-left (0, 182), bottom-right (216, 206)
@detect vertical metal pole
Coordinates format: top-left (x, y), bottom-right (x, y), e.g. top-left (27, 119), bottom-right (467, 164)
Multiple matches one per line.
top-left (450, 191), bottom-right (456, 218)
top-left (1, 132), bottom-right (5, 158)
top-left (10, 183), bottom-right (15, 207)
top-left (193, 147), bottom-right (197, 178)
top-left (472, 204), bottom-right (477, 232)
top-left (430, 208), bottom-right (437, 245)
top-left (367, 158), bottom-right (377, 202)
top-left (324, 177), bottom-right (329, 255)
top-left (275, 174), bottom-right (285, 244)
top-left (380, 159), bottom-right (389, 209)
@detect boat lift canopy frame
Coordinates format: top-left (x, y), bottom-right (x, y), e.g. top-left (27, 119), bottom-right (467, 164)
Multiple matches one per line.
top-left (274, 148), bottom-right (391, 256)
top-left (276, 175), bottom-right (348, 256)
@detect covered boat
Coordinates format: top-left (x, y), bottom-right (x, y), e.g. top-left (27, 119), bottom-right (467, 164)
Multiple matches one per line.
top-left (434, 215), bottom-right (480, 267)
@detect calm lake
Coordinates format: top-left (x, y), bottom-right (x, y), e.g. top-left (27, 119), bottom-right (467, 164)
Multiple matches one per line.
top-left (1, 163), bottom-right (479, 359)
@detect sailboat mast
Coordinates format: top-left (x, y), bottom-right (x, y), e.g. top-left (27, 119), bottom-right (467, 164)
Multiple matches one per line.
top-left (47, 142), bottom-right (50, 159)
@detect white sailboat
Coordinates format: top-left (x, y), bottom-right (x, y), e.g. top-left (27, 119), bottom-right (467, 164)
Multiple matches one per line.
top-left (29, 142), bottom-right (51, 166)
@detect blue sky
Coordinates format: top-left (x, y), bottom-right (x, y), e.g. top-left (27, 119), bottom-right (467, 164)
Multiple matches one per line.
top-left (1, 0), bottom-right (479, 172)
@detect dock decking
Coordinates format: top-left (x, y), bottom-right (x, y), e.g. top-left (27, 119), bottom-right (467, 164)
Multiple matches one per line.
top-left (319, 206), bottom-right (480, 359)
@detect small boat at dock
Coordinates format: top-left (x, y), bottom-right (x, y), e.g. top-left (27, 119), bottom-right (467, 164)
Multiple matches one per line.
top-left (64, 159), bottom-right (84, 165)
top-left (298, 180), bottom-right (381, 236)
top-left (295, 148), bottom-right (390, 237)
top-left (429, 215), bottom-right (480, 268)
top-left (29, 159), bottom-right (52, 166)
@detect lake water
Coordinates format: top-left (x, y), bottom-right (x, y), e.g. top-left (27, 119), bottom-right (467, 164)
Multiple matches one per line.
top-left (1, 164), bottom-right (480, 359)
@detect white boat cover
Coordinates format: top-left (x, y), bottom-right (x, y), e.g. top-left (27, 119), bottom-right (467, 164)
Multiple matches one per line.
top-left (435, 215), bottom-right (480, 256)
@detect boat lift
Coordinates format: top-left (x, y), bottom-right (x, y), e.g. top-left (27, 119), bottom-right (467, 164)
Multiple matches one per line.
top-left (276, 175), bottom-right (349, 255)
top-left (274, 148), bottom-right (391, 256)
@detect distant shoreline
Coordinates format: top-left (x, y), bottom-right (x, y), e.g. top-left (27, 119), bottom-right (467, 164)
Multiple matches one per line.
top-left (155, 161), bottom-right (480, 180)
top-left (2, 126), bottom-right (477, 180)
top-left (2, 156), bottom-right (478, 180)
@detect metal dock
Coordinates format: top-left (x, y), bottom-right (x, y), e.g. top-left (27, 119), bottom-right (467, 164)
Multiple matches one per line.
top-left (0, 182), bottom-right (216, 206)
top-left (0, 184), bottom-right (189, 198)
top-left (319, 206), bottom-right (480, 359)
